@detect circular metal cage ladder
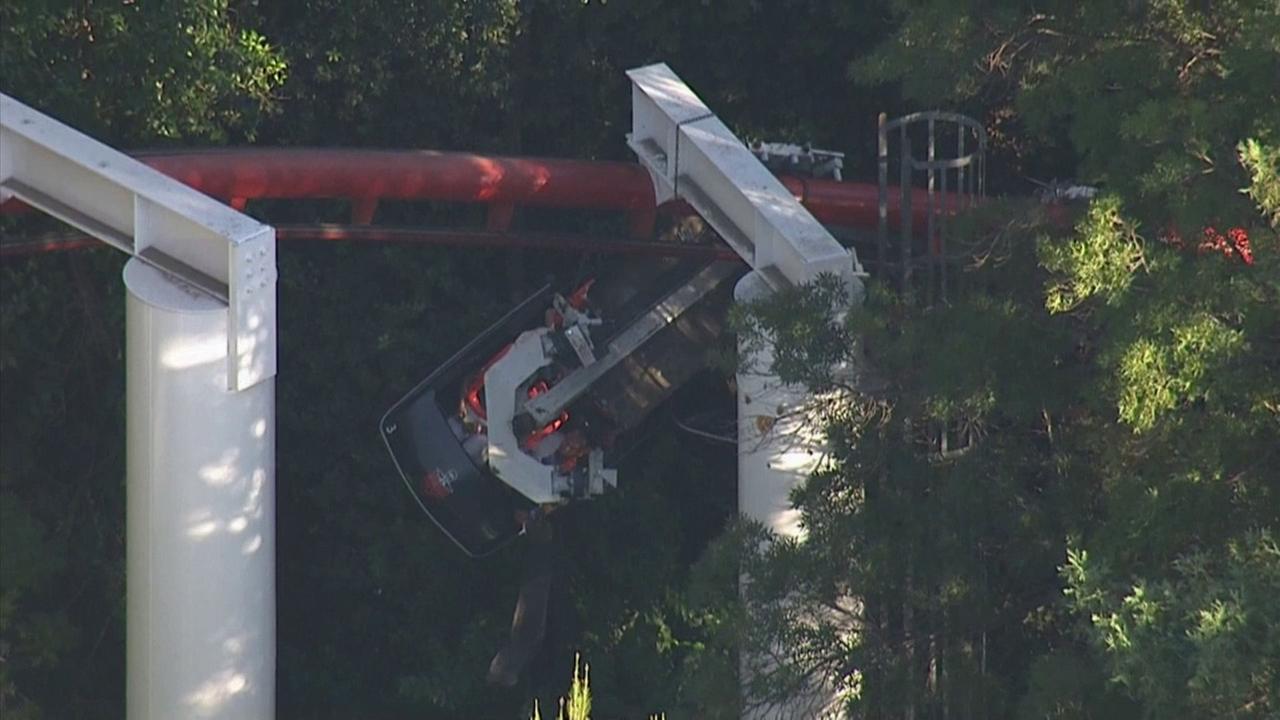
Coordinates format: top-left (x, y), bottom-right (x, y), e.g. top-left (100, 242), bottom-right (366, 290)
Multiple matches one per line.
top-left (877, 111), bottom-right (986, 304)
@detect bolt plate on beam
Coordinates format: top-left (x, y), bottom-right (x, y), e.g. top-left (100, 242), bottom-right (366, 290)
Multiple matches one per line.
top-left (1, 93), bottom-right (276, 391)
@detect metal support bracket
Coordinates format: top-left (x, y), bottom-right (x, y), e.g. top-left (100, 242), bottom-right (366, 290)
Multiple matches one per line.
top-left (1, 93), bottom-right (276, 390)
top-left (626, 63), bottom-right (859, 292)
top-left (524, 260), bottom-right (739, 425)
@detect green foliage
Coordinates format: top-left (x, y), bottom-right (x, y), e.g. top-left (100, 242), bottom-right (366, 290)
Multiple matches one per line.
top-left (0, 0), bottom-right (287, 144)
top-left (734, 192), bottom-right (1278, 717)
top-left (1040, 195), bottom-right (1145, 313)
top-left (728, 4), bottom-right (1280, 718)
top-left (1114, 312), bottom-right (1245, 433)
top-left (5, 1), bottom-right (1275, 718)
top-left (1065, 531), bottom-right (1280, 718)
top-left (252, 0), bottom-right (519, 149)
top-left (856, 0), bottom-right (1280, 210)
top-left (563, 654), bottom-right (592, 720)
top-left (1, 251), bottom-right (128, 719)
top-left (0, 492), bottom-right (73, 719)
top-left (1238, 139), bottom-right (1280, 228)
top-left (530, 654), bottom-right (591, 720)
top-left (732, 273), bottom-right (856, 392)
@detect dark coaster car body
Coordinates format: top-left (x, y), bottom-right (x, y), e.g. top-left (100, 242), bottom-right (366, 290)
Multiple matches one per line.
top-left (381, 258), bottom-right (742, 557)
top-left (379, 288), bottom-right (552, 557)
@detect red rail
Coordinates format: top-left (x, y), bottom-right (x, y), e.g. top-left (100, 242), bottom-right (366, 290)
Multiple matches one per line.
top-left (1, 148), bottom-right (947, 256)
top-left (132, 149), bottom-right (661, 234)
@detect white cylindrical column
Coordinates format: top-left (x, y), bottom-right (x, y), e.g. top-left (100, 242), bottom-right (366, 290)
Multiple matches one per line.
top-left (736, 270), bottom-right (842, 720)
top-left (125, 259), bottom-right (275, 720)
top-left (735, 271), bottom-right (817, 543)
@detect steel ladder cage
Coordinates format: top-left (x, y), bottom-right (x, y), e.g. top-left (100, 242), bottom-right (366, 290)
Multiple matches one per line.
top-left (877, 110), bottom-right (987, 303)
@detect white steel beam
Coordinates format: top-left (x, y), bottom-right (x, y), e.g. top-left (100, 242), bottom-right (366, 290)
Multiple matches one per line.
top-left (626, 64), bottom-right (859, 292)
top-left (0, 93), bottom-right (276, 391)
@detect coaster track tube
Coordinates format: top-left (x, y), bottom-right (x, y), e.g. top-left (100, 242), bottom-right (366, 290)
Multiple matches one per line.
top-left (3, 148), bottom-right (954, 241)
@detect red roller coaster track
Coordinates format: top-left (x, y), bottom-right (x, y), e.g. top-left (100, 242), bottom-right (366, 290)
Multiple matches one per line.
top-left (1, 148), bottom-right (943, 259)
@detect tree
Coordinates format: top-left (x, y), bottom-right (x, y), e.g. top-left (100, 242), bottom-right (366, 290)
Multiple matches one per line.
top-left (729, 1), bottom-right (1280, 717)
top-left (0, 0), bottom-right (286, 145)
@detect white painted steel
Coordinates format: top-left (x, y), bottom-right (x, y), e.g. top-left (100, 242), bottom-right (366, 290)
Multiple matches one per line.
top-left (629, 62), bottom-right (861, 719)
top-left (484, 328), bottom-right (564, 504)
top-left (735, 271), bottom-right (815, 539)
top-left (484, 328), bottom-right (617, 504)
top-left (626, 64), bottom-right (857, 291)
top-left (0, 93), bottom-right (276, 391)
top-left (125, 259), bottom-right (275, 720)
top-left (525, 261), bottom-right (740, 425)
top-left (735, 271), bottom-right (844, 720)
top-left (625, 63), bottom-right (713, 203)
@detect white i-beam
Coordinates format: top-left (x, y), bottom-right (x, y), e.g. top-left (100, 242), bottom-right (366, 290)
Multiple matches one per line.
top-left (2, 94), bottom-right (276, 719)
top-left (628, 64), bottom-right (861, 719)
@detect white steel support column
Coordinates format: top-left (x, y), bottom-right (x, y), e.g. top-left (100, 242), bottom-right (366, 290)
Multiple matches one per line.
top-left (3, 94), bottom-right (278, 720)
top-left (628, 64), bottom-right (861, 720)
top-left (125, 259), bottom-right (275, 719)
top-left (735, 275), bottom-right (816, 543)
top-left (735, 271), bottom-right (843, 720)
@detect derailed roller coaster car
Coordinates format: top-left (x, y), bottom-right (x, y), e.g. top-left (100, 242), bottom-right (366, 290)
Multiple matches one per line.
top-left (380, 287), bottom-right (553, 557)
top-left (381, 277), bottom-right (631, 558)
top-left (380, 258), bottom-right (742, 557)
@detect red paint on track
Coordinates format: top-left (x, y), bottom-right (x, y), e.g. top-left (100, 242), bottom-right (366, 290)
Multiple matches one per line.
top-left (1, 148), bottom-right (958, 257)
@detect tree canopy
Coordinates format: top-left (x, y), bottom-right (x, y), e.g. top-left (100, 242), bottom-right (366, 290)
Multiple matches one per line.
top-left (2, 1), bottom-right (1277, 719)
top-left (732, 1), bottom-right (1279, 717)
